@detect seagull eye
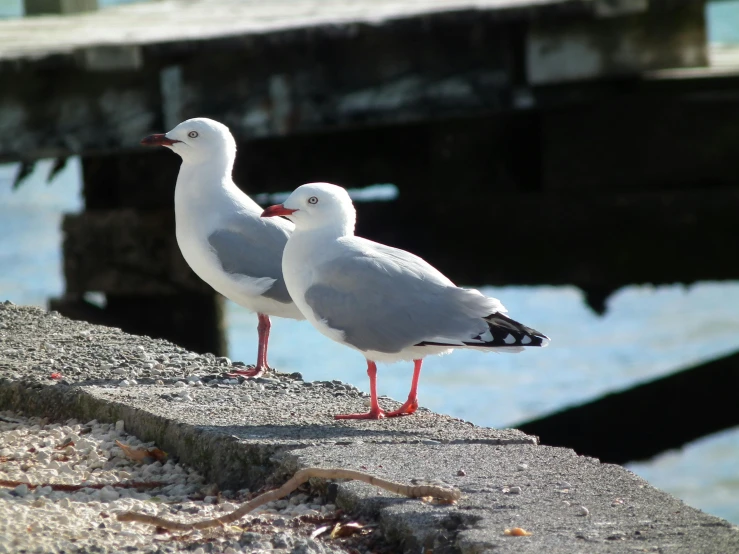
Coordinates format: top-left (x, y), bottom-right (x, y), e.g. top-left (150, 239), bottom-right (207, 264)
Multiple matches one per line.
top-left (188, 131), bottom-right (198, 138)
top-left (308, 196), bottom-right (318, 205)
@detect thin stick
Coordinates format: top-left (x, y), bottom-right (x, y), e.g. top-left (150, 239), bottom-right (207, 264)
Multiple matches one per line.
top-left (117, 467), bottom-right (461, 532)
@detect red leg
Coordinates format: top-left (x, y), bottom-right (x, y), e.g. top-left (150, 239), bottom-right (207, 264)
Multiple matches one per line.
top-left (334, 361), bottom-right (385, 420)
top-left (256, 313), bottom-right (272, 370)
top-left (228, 313), bottom-right (272, 378)
top-left (384, 359), bottom-right (422, 417)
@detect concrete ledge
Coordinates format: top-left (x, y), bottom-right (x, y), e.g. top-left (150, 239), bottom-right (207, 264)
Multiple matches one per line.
top-left (1, 302), bottom-right (737, 553)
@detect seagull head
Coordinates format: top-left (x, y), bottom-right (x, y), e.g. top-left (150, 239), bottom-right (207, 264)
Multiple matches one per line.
top-left (140, 118), bottom-right (236, 164)
top-left (261, 182), bottom-right (356, 233)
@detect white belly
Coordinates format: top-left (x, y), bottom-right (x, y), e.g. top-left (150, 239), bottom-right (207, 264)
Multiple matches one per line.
top-left (176, 223), bottom-right (303, 320)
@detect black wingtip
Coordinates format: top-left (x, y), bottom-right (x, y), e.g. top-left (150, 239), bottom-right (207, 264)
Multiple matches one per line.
top-left (415, 312), bottom-right (549, 350)
top-left (476, 312), bottom-right (550, 348)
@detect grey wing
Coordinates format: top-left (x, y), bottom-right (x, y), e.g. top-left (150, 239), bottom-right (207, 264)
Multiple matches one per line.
top-left (304, 244), bottom-right (493, 353)
top-left (207, 216), bottom-right (292, 303)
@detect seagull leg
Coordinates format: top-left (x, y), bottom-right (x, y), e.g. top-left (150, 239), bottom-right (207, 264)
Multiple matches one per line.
top-left (228, 313), bottom-right (272, 378)
top-left (334, 361), bottom-right (385, 420)
top-left (255, 313), bottom-right (272, 371)
top-left (384, 359), bottom-right (422, 417)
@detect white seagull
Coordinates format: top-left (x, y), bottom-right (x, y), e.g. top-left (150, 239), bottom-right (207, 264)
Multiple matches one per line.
top-left (262, 182), bottom-right (549, 420)
top-left (141, 118), bottom-right (303, 376)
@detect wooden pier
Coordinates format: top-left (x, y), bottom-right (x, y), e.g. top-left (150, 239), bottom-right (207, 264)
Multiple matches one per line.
top-left (1, 0), bottom-right (738, 461)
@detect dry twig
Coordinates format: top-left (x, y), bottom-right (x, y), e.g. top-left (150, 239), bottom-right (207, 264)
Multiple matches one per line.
top-left (118, 467), bottom-right (461, 531)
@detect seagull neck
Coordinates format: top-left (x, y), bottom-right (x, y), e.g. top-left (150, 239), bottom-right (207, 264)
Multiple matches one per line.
top-left (177, 154), bottom-right (236, 195)
top-left (296, 220), bottom-right (354, 242)
top-left (181, 152), bottom-right (234, 179)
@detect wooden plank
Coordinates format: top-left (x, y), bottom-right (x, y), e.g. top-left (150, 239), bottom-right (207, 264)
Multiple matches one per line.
top-left (0, 0), bottom-right (587, 63)
top-left (541, 96), bottom-right (739, 191)
top-left (50, 293), bottom-right (227, 356)
top-left (61, 210), bottom-right (211, 295)
top-left (24, 0), bottom-right (97, 16)
top-left (403, 188), bottom-right (739, 290)
top-left (81, 150), bottom-right (180, 210)
top-left (527, 1), bottom-right (707, 85)
top-left (1, 15), bottom-right (518, 163)
top-left (80, 113), bottom-right (532, 210)
top-left (0, 66), bottom-right (162, 163)
top-left (0, 0), bottom-right (713, 163)
top-left (517, 349), bottom-right (739, 464)
top-left (61, 187), bottom-right (739, 296)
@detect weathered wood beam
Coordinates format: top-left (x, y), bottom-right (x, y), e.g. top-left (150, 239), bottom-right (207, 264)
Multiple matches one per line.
top-left (540, 97), bottom-right (739, 191)
top-left (527, 1), bottom-right (707, 85)
top-left (1, 0), bottom-right (710, 163)
top-left (61, 187), bottom-right (739, 296)
top-left (517, 349), bottom-right (739, 464)
top-left (24, 0), bottom-right (97, 16)
top-left (0, 66), bottom-right (162, 163)
top-left (49, 293), bottom-right (227, 356)
top-left (81, 149), bottom-right (179, 210)
top-left (408, 187), bottom-right (739, 289)
top-left (0, 16), bottom-right (517, 163)
top-left (61, 210), bottom-right (210, 295)
top-left (80, 114), bottom-right (533, 210)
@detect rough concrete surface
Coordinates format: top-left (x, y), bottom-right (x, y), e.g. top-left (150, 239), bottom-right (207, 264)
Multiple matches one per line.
top-left (1, 302), bottom-right (738, 553)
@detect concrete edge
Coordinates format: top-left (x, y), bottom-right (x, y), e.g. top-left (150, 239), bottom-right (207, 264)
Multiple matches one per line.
top-left (0, 379), bottom-right (296, 491)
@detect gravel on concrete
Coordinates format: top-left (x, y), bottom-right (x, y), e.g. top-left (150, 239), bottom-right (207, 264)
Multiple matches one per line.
top-left (1, 301), bottom-right (738, 553)
top-left (0, 410), bottom-right (349, 554)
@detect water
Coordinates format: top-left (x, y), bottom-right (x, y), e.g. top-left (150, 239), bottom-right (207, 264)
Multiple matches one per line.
top-left (1, 0), bottom-right (738, 527)
top-left (708, 0), bottom-right (739, 44)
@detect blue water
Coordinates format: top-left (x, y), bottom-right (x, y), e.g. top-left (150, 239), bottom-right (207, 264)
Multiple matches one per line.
top-left (1, 161), bottom-right (738, 525)
top-left (708, 0), bottom-right (739, 44)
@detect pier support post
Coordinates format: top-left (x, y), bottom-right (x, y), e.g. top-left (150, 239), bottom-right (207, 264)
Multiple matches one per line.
top-left (51, 150), bottom-right (228, 356)
top-left (24, 0), bottom-right (98, 16)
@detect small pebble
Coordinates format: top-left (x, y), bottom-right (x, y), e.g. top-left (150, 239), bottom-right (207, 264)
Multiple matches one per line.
top-left (13, 484), bottom-right (28, 497)
top-left (457, 469), bottom-right (466, 476)
top-left (517, 463), bottom-right (528, 471)
top-left (118, 380), bottom-right (130, 387)
top-left (99, 486), bottom-right (119, 502)
top-left (508, 486), bottom-right (522, 495)
top-left (174, 381), bottom-right (187, 388)
top-left (115, 421), bottom-right (125, 433)
top-left (578, 506), bottom-right (590, 516)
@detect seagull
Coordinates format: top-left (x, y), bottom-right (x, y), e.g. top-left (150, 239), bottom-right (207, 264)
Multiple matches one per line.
top-left (141, 118), bottom-right (303, 377)
top-left (261, 182), bottom-right (549, 420)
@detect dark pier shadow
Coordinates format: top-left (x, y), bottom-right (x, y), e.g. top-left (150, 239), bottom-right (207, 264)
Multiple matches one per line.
top-left (517, 349), bottom-right (739, 464)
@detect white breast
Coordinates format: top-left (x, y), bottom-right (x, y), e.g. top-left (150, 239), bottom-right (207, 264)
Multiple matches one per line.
top-left (174, 170), bottom-right (302, 320)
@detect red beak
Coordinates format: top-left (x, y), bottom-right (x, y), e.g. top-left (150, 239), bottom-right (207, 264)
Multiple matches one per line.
top-left (261, 204), bottom-right (298, 218)
top-left (140, 134), bottom-right (181, 147)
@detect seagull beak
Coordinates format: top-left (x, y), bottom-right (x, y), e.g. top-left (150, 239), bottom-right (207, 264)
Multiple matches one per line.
top-left (261, 204), bottom-right (298, 218)
top-left (140, 134), bottom-right (181, 147)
